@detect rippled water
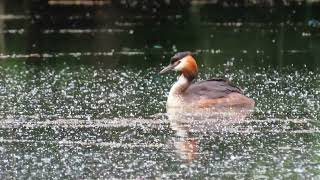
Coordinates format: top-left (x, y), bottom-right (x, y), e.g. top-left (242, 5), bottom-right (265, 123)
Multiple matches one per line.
top-left (0, 1), bottom-right (320, 179)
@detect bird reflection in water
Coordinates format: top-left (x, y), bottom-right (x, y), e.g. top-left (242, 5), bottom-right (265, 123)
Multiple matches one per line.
top-left (168, 106), bottom-right (254, 162)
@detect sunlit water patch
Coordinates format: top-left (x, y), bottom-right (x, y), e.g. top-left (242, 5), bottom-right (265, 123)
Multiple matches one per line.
top-left (0, 50), bottom-right (145, 59)
top-left (0, 60), bottom-right (319, 178)
top-left (0, 117), bottom-right (320, 179)
top-left (0, 61), bottom-right (318, 121)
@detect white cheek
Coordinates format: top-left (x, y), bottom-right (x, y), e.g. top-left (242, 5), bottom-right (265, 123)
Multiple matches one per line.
top-left (173, 61), bottom-right (186, 71)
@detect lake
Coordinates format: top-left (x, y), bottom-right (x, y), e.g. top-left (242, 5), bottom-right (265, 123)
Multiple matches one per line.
top-left (0, 1), bottom-right (319, 179)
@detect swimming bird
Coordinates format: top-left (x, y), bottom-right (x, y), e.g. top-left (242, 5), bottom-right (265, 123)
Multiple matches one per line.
top-left (160, 52), bottom-right (255, 109)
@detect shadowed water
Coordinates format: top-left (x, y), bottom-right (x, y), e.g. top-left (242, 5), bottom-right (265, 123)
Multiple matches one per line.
top-left (0, 1), bottom-right (320, 179)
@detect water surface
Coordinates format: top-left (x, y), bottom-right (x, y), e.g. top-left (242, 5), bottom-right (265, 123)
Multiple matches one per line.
top-left (0, 1), bottom-right (320, 179)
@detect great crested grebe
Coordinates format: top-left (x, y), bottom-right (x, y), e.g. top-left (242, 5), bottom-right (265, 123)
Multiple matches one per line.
top-left (160, 51), bottom-right (255, 109)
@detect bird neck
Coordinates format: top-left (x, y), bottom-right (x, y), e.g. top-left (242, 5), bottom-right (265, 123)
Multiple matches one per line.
top-left (169, 74), bottom-right (192, 95)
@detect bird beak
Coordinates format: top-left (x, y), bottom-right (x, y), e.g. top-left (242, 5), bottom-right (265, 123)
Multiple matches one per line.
top-left (159, 64), bottom-right (174, 74)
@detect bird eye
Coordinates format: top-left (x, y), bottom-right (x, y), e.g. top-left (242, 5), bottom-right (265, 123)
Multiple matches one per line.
top-left (174, 60), bottom-right (181, 66)
top-left (170, 58), bottom-right (178, 64)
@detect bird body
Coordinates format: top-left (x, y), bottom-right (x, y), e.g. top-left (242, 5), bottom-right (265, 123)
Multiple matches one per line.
top-left (160, 52), bottom-right (255, 110)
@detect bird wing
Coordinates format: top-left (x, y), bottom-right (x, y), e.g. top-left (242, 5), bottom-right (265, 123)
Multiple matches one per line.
top-left (185, 78), bottom-right (243, 100)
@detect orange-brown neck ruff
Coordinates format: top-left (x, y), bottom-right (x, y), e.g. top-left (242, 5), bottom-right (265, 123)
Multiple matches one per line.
top-left (181, 55), bottom-right (198, 81)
